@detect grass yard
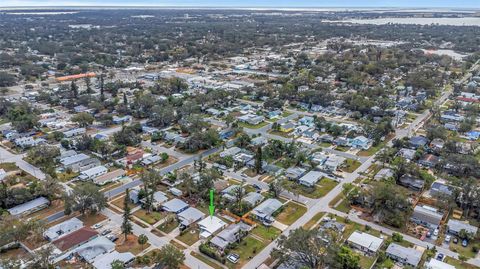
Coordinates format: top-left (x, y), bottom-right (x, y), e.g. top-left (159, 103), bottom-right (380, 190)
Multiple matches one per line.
top-left (238, 121), bottom-right (269, 129)
top-left (133, 209), bottom-right (164, 225)
top-left (157, 216), bottom-right (179, 234)
top-left (78, 213), bottom-right (108, 227)
top-left (445, 257), bottom-right (479, 269)
top-left (282, 178), bottom-right (337, 199)
top-left (226, 236), bottom-right (267, 269)
top-left (303, 212), bottom-right (326, 230)
top-left (335, 146), bottom-right (350, 152)
top-left (116, 234), bottom-right (150, 255)
top-left (251, 225), bottom-right (281, 242)
top-left (358, 255), bottom-right (376, 269)
top-left (341, 159), bottom-right (361, 173)
top-left (191, 252), bottom-right (223, 269)
top-left (110, 195), bottom-right (136, 211)
top-left (275, 202), bottom-right (307, 225)
top-left (449, 239), bottom-right (480, 258)
top-left (176, 228), bottom-right (200, 246)
top-left (57, 171), bottom-right (79, 182)
top-left (0, 162), bottom-right (18, 172)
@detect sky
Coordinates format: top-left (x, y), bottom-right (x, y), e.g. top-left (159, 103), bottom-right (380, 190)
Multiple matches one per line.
top-left (1, 0), bottom-right (479, 8)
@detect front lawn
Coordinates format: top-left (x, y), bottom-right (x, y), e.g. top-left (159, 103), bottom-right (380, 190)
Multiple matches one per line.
top-left (176, 228), bottom-right (200, 246)
top-left (282, 178), bottom-right (337, 199)
top-left (303, 212), bottom-right (326, 230)
top-left (157, 215), bottom-right (179, 234)
top-left (445, 257), bottom-right (479, 269)
top-left (341, 159), bottom-right (361, 173)
top-left (275, 202), bottom-right (307, 225)
top-left (226, 236), bottom-right (267, 269)
top-left (238, 121), bottom-right (269, 129)
top-left (251, 225), bottom-right (281, 242)
top-left (116, 234), bottom-right (150, 255)
top-left (133, 209), bottom-right (164, 225)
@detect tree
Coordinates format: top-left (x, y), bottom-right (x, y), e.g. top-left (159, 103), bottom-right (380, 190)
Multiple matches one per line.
top-left (141, 170), bottom-right (161, 213)
top-left (30, 245), bottom-right (56, 269)
top-left (138, 234), bottom-right (148, 250)
top-left (110, 260), bottom-right (125, 269)
top-left (64, 183), bottom-right (107, 215)
top-left (155, 244), bottom-right (185, 269)
top-left (71, 112), bottom-right (95, 127)
top-left (71, 80), bottom-right (78, 98)
top-left (123, 92), bottom-right (128, 107)
top-left (269, 179), bottom-right (284, 198)
top-left (100, 73), bottom-right (105, 101)
top-left (333, 246), bottom-right (360, 269)
top-left (121, 189), bottom-right (133, 240)
top-left (255, 146), bottom-right (263, 174)
top-left (273, 227), bottom-right (338, 269)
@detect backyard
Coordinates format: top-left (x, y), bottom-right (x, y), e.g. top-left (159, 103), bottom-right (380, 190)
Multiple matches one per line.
top-left (275, 201), bottom-right (307, 225)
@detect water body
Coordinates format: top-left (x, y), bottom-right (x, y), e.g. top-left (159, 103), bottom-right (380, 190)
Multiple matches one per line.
top-left (326, 17), bottom-right (480, 26)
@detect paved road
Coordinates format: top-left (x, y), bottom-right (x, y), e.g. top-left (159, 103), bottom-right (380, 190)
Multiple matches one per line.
top-left (0, 146), bottom-right (46, 180)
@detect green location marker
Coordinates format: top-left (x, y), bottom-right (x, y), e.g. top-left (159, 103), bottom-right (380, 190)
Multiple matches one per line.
top-left (209, 189), bottom-right (215, 217)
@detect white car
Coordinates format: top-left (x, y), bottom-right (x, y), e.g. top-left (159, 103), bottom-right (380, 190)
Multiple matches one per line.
top-left (433, 229), bottom-right (439, 236)
top-left (445, 235), bottom-right (451, 243)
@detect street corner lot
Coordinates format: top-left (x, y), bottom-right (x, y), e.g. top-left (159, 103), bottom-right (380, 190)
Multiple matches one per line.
top-left (275, 201), bottom-right (307, 225)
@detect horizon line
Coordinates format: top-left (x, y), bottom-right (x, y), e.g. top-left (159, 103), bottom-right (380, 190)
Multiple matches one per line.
top-left (1, 5), bottom-right (480, 9)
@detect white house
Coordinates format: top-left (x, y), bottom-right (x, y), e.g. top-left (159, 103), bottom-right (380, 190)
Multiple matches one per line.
top-left (298, 171), bottom-right (324, 187)
top-left (347, 231), bottom-right (384, 255)
top-left (198, 216), bottom-right (227, 238)
top-left (78, 166), bottom-right (108, 181)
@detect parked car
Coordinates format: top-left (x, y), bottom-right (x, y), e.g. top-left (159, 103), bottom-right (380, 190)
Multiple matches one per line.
top-left (453, 237), bottom-right (458, 244)
top-left (92, 223), bottom-right (103, 229)
top-left (426, 231), bottom-right (432, 238)
top-left (433, 229), bottom-right (439, 236)
top-left (227, 253), bottom-right (240, 264)
top-left (106, 234), bottom-right (118, 242)
top-left (462, 239), bottom-right (468, 247)
top-left (436, 253), bottom-right (444, 261)
top-left (101, 229), bottom-right (112, 236)
top-left (445, 235), bottom-right (451, 243)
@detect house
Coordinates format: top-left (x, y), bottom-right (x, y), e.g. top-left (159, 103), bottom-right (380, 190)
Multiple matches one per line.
top-left (430, 138), bottom-right (445, 151)
top-left (267, 110), bottom-right (282, 119)
top-left (161, 198), bottom-right (189, 213)
top-left (60, 154), bottom-right (101, 172)
top-left (298, 171), bottom-right (324, 187)
top-left (299, 116), bottom-right (315, 127)
top-left (398, 174), bottom-right (424, 191)
top-left (323, 155), bottom-right (346, 172)
top-left (465, 130), bottom-right (480, 141)
top-left (75, 236), bottom-right (116, 262)
top-left (170, 187), bottom-right (183, 197)
top-left (44, 217), bottom-right (83, 241)
top-left (63, 127), bottom-right (86, 138)
top-left (242, 192), bottom-right (264, 206)
top-left (93, 169), bottom-right (125, 185)
top-left (129, 187), bottom-right (141, 204)
top-left (285, 167), bottom-right (307, 180)
top-left (374, 168), bottom-right (394, 180)
top-left (141, 154), bottom-right (162, 166)
top-left (347, 231), bottom-right (384, 255)
top-left (319, 218), bottom-right (346, 233)
top-left (409, 136), bottom-right (428, 149)
top-left (430, 181), bottom-right (454, 198)
top-left (238, 114), bottom-right (265, 125)
top-left (220, 147), bottom-right (242, 158)
top-left (398, 148), bottom-right (416, 160)
top-left (251, 136), bottom-right (268, 146)
top-left (92, 250), bottom-right (135, 269)
top-left (53, 227), bottom-right (98, 252)
top-left (251, 198), bottom-right (283, 223)
top-left (446, 220), bottom-right (478, 237)
top-left (7, 197), bottom-right (50, 217)
top-left (350, 136), bottom-right (371, 150)
top-left (318, 134), bottom-right (334, 143)
top-left (385, 243), bottom-right (423, 267)
top-left (419, 154), bottom-right (440, 168)
top-left (177, 207), bottom-right (206, 228)
top-left (112, 115), bottom-right (131, 124)
top-left (142, 125), bottom-right (160, 135)
top-left (74, 105), bottom-right (89, 113)
top-left (263, 164), bottom-right (284, 177)
top-left (14, 136), bottom-right (45, 148)
top-left (333, 137), bottom-right (350, 147)
top-left (425, 259), bottom-right (456, 269)
top-left (280, 122), bottom-right (295, 132)
top-left (198, 216), bottom-right (227, 238)
top-left (233, 152), bottom-right (255, 165)
top-left (141, 191), bottom-right (168, 210)
top-left (411, 205), bottom-right (443, 229)
top-left (78, 166), bottom-right (108, 181)
top-left (221, 185), bottom-right (242, 201)
top-left (210, 222), bottom-right (252, 251)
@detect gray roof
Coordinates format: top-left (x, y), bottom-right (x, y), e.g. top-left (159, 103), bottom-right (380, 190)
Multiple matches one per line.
top-left (177, 207), bottom-right (206, 226)
top-left (60, 153), bottom-right (90, 166)
top-left (242, 192), bottom-right (264, 206)
top-left (76, 236), bottom-right (116, 262)
top-left (252, 198), bottom-right (283, 220)
top-left (162, 198), bottom-right (189, 213)
top-left (386, 243), bottom-right (423, 267)
top-left (8, 197), bottom-right (49, 216)
top-left (298, 171), bottom-right (324, 186)
top-left (412, 205), bottom-right (443, 227)
top-left (210, 222), bottom-right (252, 249)
top-left (447, 219), bottom-right (479, 235)
top-left (44, 217), bottom-right (83, 241)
